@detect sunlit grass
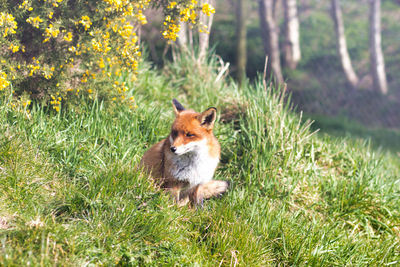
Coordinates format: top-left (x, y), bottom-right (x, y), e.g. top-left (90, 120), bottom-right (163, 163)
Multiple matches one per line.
top-left (0, 57), bottom-right (399, 265)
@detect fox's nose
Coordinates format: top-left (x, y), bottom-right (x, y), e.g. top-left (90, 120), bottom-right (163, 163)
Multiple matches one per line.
top-left (170, 146), bottom-right (177, 153)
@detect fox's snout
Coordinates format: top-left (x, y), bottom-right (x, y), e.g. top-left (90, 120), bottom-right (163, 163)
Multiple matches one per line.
top-left (169, 136), bottom-right (186, 155)
top-left (170, 146), bottom-right (177, 153)
top-left (169, 135), bottom-right (205, 156)
top-left (169, 141), bottom-right (195, 155)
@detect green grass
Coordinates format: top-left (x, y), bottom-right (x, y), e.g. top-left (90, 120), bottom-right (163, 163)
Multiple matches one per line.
top-left (1, 57), bottom-right (400, 265)
top-left (306, 114), bottom-right (400, 154)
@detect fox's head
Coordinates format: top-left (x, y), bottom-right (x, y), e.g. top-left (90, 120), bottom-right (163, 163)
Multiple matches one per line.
top-left (169, 99), bottom-right (217, 156)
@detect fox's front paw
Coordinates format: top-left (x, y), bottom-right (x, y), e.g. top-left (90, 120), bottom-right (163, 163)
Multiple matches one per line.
top-left (199, 180), bottom-right (229, 199)
top-left (177, 196), bottom-right (190, 207)
top-left (213, 180), bottom-right (229, 197)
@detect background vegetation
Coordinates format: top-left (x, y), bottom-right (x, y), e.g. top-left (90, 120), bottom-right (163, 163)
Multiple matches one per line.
top-left (141, 0), bottom-right (400, 152)
top-left (1, 0), bottom-right (400, 265)
top-left (209, 0), bottom-right (400, 136)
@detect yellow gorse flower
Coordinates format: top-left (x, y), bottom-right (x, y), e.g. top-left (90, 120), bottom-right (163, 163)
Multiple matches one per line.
top-left (18, 0), bottom-right (29, 9)
top-left (9, 44), bottom-right (20, 53)
top-left (168, 1), bottom-right (177, 9)
top-left (162, 0), bottom-right (209, 41)
top-left (162, 21), bottom-right (180, 41)
top-left (136, 10), bottom-right (147, 24)
top-left (180, 8), bottom-right (190, 21)
top-left (98, 58), bottom-right (105, 68)
top-left (50, 95), bottom-right (62, 112)
top-left (23, 100), bottom-right (31, 107)
top-left (43, 24), bottom-right (60, 42)
top-left (0, 12), bottom-right (18, 37)
top-left (79, 16), bottom-right (92, 31)
top-left (0, 71), bottom-right (10, 91)
top-left (64, 32), bottom-right (73, 42)
top-left (26, 16), bottom-right (43, 29)
top-left (202, 3), bottom-right (215, 16)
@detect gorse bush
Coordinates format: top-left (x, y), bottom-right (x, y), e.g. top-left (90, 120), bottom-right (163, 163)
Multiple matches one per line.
top-left (0, 0), bottom-right (214, 111)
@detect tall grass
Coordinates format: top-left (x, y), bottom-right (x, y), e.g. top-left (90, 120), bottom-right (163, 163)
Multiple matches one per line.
top-left (0, 57), bottom-right (399, 265)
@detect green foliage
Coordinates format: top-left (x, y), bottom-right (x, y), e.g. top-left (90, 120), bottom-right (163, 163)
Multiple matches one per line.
top-left (0, 0), bottom-right (215, 113)
top-left (209, 0), bottom-right (400, 130)
top-left (0, 57), bottom-right (399, 265)
top-left (0, 0), bottom-right (150, 110)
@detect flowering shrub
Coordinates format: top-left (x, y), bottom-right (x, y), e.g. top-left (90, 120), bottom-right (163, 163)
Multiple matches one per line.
top-left (161, 0), bottom-right (215, 41)
top-left (0, 0), bottom-right (215, 111)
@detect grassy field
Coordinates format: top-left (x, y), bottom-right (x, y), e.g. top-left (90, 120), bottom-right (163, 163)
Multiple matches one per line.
top-left (1, 57), bottom-right (400, 265)
top-left (304, 114), bottom-right (400, 154)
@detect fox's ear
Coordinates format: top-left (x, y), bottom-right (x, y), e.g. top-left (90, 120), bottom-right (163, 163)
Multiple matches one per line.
top-left (172, 98), bottom-right (185, 115)
top-left (198, 107), bottom-right (217, 130)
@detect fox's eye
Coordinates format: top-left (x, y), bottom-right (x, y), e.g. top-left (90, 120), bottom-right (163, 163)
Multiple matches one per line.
top-left (186, 132), bottom-right (194, 137)
top-left (171, 130), bottom-right (178, 137)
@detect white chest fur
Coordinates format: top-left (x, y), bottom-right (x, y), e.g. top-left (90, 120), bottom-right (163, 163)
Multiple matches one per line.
top-left (166, 141), bottom-right (219, 186)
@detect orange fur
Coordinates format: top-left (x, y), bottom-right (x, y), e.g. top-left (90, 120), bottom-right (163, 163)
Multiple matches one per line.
top-left (139, 100), bottom-right (228, 206)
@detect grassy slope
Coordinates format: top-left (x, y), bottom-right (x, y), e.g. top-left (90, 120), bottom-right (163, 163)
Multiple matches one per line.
top-left (1, 58), bottom-right (399, 265)
top-left (304, 113), bottom-right (400, 154)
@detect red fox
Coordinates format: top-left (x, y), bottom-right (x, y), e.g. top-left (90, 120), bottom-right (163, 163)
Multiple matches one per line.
top-left (140, 99), bottom-right (229, 206)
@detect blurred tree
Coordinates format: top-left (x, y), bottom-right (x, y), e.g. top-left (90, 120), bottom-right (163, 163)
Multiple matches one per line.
top-left (258, 0), bottom-right (284, 83)
top-left (198, 0), bottom-right (215, 63)
top-left (369, 0), bottom-right (388, 94)
top-left (283, 0), bottom-right (301, 69)
top-left (173, 0), bottom-right (214, 63)
top-left (331, 0), bottom-right (359, 88)
top-left (178, 21), bottom-right (189, 52)
top-left (236, 0), bottom-right (247, 86)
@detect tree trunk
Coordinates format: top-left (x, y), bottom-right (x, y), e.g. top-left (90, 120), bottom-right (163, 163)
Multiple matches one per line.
top-left (283, 0), bottom-right (301, 69)
top-left (369, 0), bottom-right (388, 94)
top-left (178, 21), bottom-right (188, 52)
top-left (236, 0), bottom-right (247, 86)
top-left (331, 0), bottom-right (359, 88)
top-left (198, 0), bottom-right (215, 63)
top-left (258, 0), bottom-right (284, 84)
top-left (188, 25), bottom-right (194, 54)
